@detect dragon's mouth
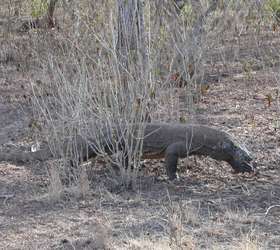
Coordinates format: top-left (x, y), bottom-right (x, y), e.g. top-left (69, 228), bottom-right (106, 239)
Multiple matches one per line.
top-left (233, 161), bottom-right (256, 174)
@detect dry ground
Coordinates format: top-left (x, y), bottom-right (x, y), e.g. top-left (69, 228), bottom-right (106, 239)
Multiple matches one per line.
top-left (1, 19), bottom-right (280, 250)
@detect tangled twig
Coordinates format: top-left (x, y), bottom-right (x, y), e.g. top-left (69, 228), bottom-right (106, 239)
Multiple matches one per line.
top-left (264, 205), bottom-right (280, 217)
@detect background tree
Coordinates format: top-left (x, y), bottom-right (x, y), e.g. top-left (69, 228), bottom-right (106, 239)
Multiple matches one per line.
top-left (116, 0), bottom-right (147, 86)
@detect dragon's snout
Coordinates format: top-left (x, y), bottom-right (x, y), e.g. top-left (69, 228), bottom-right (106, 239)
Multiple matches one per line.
top-left (230, 144), bottom-right (256, 174)
top-left (233, 160), bottom-right (255, 174)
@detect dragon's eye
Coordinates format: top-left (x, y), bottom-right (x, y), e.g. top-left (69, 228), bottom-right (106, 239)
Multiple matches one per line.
top-left (222, 141), bottom-right (231, 150)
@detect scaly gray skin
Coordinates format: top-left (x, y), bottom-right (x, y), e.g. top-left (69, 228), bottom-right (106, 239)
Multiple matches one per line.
top-left (0, 123), bottom-right (254, 180)
top-left (140, 123), bottom-right (254, 179)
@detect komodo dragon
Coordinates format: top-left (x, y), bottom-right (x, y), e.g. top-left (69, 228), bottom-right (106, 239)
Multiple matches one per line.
top-left (0, 123), bottom-right (255, 180)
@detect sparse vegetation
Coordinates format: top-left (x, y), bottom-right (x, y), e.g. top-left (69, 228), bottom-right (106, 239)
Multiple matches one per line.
top-left (30, 0), bottom-right (48, 18)
top-left (0, 0), bottom-right (279, 249)
top-left (266, 0), bottom-right (280, 23)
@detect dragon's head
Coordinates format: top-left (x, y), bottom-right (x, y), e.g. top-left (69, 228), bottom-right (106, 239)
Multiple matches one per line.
top-left (232, 144), bottom-right (255, 173)
top-left (222, 137), bottom-right (255, 174)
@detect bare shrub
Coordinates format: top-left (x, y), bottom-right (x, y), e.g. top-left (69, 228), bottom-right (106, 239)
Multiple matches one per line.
top-left (30, 2), bottom-right (155, 190)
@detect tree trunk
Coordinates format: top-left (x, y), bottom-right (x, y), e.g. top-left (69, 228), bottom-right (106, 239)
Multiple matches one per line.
top-left (116, 0), bottom-right (147, 85)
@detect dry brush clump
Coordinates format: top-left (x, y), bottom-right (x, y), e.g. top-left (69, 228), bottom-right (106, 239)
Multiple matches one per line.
top-left (29, 1), bottom-right (156, 191)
